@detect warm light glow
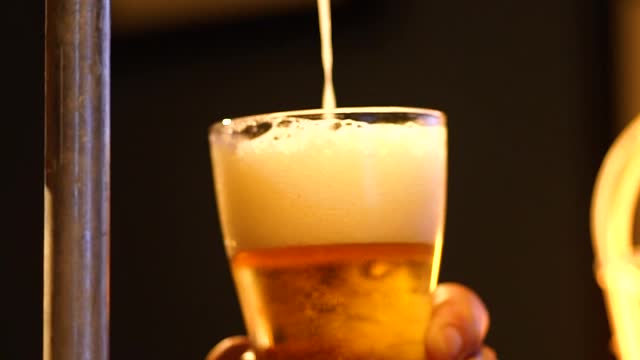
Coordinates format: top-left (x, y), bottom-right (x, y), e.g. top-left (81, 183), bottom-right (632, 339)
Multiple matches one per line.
top-left (592, 114), bottom-right (640, 360)
top-left (222, 118), bottom-right (232, 126)
top-left (240, 351), bottom-right (256, 360)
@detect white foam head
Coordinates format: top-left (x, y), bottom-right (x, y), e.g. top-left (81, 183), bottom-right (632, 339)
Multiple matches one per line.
top-left (210, 108), bottom-right (447, 254)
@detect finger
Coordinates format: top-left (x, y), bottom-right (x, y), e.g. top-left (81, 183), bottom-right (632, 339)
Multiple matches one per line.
top-left (425, 283), bottom-right (490, 360)
top-left (465, 346), bottom-right (497, 360)
top-left (205, 336), bottom-right (250, 360)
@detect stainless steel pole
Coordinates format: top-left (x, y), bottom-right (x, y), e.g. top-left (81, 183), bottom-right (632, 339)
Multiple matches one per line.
top-left (44, 0), bottom-right (110, 359)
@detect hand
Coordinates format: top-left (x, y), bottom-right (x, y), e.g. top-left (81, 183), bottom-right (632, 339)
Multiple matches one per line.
top-left (206, 283), bottom-right (495, 360)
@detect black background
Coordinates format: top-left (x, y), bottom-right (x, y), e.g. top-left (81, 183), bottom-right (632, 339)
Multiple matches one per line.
top-left (5, 0), bottom-right (615, 359)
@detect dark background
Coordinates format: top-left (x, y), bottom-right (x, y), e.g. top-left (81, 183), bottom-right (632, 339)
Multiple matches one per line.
top-left (6, 0), bottom-right (615, 359)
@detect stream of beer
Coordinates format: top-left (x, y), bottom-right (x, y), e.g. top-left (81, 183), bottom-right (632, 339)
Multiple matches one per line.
top-left (317, 0), bottom-right (336, 110)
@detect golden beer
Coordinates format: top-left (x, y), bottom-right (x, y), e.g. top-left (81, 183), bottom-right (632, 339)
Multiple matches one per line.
top-left (232, 243), bottom-right (434, 360)
top-left (209, 108), bottom-right (447, 360)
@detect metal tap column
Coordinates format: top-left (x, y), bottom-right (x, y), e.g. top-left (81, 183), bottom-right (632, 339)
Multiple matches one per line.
top-left (44, 0), bottom-right (110, 359)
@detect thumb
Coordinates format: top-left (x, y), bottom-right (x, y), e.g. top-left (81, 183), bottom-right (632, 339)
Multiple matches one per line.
top-left (425, 283), bottom-right (490, 360)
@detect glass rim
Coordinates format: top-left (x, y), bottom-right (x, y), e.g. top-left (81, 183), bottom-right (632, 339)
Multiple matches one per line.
top-left (209, 106), bottom-right (446, 135)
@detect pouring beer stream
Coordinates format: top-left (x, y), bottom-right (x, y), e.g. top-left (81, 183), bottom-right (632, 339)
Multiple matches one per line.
top-left (318, 0), bottom-right (337, 110)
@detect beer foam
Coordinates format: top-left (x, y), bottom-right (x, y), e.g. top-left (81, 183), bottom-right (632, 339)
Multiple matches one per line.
top-left (211, 118), bottom-right (447, 253)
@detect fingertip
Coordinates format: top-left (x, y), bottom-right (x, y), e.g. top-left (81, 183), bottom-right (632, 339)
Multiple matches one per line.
top-left (426, 283), bottom-right (490, 359)
top-left (433, 283), bottom-right (490, 338)
top-left (206, 336), bottom-right (250, 360)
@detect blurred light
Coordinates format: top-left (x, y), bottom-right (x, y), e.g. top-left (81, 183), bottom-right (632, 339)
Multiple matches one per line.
top-left (240, 351), bottom-right (256, 360)
top-left (222, 118), bottom-right (232, 126)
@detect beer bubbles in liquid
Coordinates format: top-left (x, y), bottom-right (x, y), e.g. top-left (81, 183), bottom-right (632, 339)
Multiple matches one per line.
top-left (232, 243), bottom-right (434, 360)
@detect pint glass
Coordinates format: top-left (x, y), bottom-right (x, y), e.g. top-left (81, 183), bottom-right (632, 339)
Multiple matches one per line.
top-left (209, 107), bottom-right (447, 360)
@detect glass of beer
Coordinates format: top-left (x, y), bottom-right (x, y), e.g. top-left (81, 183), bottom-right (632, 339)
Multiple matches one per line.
top-left (208, 107), bottom-right (447, 360)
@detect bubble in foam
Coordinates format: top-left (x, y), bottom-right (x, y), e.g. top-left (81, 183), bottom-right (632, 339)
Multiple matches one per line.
top-left (277, 119), bottom-right (293, 128)
top-left (239, 121), bottom-right (273, 139)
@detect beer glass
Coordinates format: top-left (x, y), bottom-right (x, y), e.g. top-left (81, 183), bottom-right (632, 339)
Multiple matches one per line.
top-left (209, 107), bottom-right (447, 360)
top-left (592, 114), bottom-right (640, 360)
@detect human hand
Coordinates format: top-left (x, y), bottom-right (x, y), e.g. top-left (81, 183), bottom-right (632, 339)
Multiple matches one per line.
top-left (206, 283), bottom-right (495, 360)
